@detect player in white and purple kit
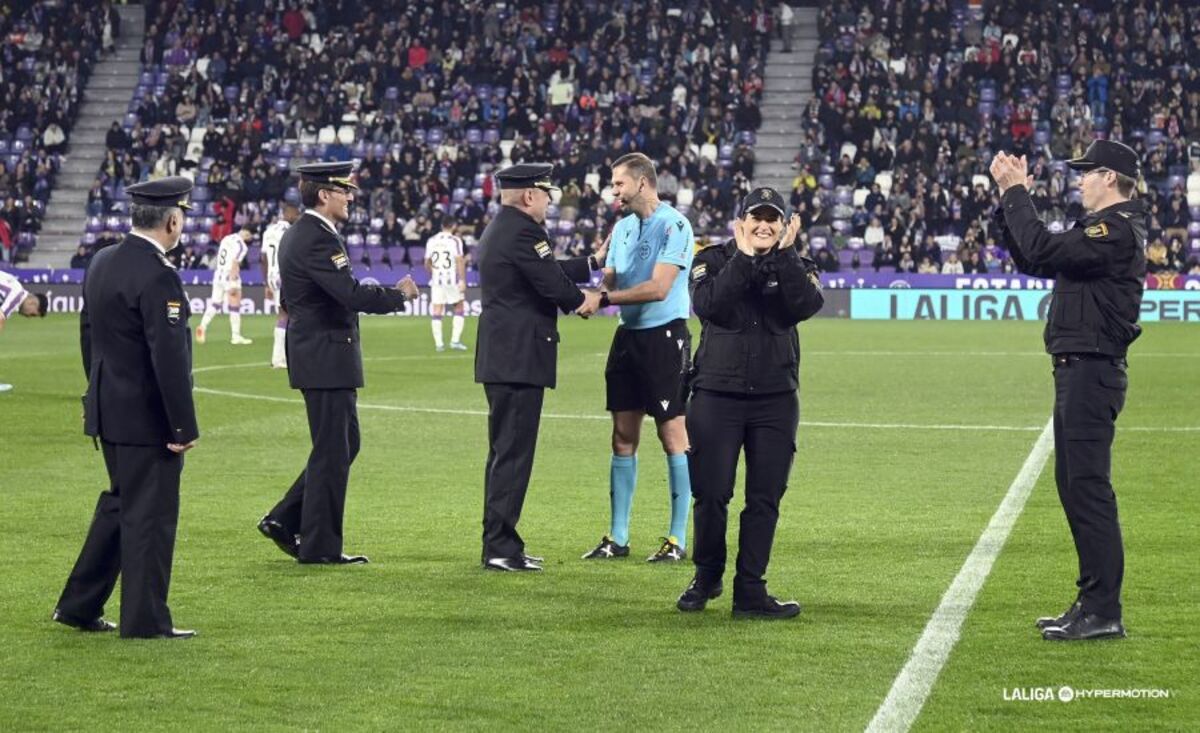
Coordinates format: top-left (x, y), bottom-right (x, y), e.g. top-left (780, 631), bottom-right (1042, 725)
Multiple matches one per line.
top-left (0, 269), bottom-right (49, 391)
top-left (260, 204), bottom-right (300, 368)
top-left (197, 226), bottom-right (253, 345)
top-left (423, 217), bottom-right (469, 351)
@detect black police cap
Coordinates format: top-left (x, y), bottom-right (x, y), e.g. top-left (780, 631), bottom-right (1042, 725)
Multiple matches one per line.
top-left (740, 186), bottom-right (786, 217)
top-left (495, 162), bottom-right (559, 191)
top-left (125, 177), bottom-right (194, 210)
top-left (1066, 139), bottom-right (1141, 179)
top-left (296, 161), bottom-right (360, 190)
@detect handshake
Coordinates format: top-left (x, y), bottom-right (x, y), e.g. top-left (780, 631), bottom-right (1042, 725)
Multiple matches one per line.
top-left (575, 289), bottom-right (606, 318)
top-left (394, 275), bottom-right (420, 300)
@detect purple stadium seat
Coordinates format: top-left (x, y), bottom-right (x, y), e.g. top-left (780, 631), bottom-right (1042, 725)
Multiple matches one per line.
top-left (365, 233), bottom-right (381, 247)
top-left (345, 233), bottom-right (365, 247)
top-left (0, 140), bottom-right (8, 155)
top-left (273, 99), bottom-right (288, 113)
top-left (818, 173), bottom-right (834, 189)
top-left (466, 128), bottom-right (483, 145)
top-left (192, 233), bottom-right (210, 249)
top-left (452, 187), bottom-right (468, 203)
top-left (183, 217), bottom-right (197, 233)
top-left (86, 216), bottom-right (103, 233)
top-left (408, 246), bottom-right (426, 263)
top-left (1191, 239), bottom-right (1200, 251)
top-left (83, 233), bottom-right (98, 246)
top-left (348, 245), bottom-right (365, 262)
top-left (1188, 222), bottom-right (1200, 237)
top-left (484, 129), bottom-right (501, 145)
top-left (366, 245), bottom-right (384, 263)
top-left (191, 186), bottom-right (210, 202)
top-left (810, 236), bottom-right (827, 250)
top-left (427, 128), bottom-right (445, 145)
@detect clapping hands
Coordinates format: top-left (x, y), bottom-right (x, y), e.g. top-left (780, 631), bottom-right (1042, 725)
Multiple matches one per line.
top-left (989, 152), bottom-right (1035, 195)
top-left (396, 275), bottom-right (419, 300)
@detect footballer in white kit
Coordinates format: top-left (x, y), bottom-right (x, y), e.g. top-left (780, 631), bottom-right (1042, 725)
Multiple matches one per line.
top-left (197, 226), bottom-right (253, 344)
top-left (259, 204), bottom-right (300, 368)
top-left (0, 269), bottom-right (49, 391)
top-left (424, 217), bottom-right (469, 351)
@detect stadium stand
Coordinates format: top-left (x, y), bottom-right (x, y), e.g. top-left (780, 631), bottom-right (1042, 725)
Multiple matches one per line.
top-left (78, 0), bottom-right (773, 272)
top-left (0, 2), bottom-right (115, 263)
top-left (797, 0), bottom-right (1200, 275)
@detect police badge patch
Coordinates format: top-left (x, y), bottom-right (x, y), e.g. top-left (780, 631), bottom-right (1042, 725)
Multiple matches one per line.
top-left (691, 263), bottom-right (707, 281)
top-left (1084, 222), bottom-right (1109, 238)
top-left (331, 252), bottom-right (350, 269)
top-left (166, 300), bottom-right (182, 325)
top-left (534, 240), bottom-right (552, 259)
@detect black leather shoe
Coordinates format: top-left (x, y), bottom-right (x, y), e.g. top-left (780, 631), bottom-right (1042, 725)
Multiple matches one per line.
top-left (523, 553), bottom-right (544, 564)
top-left (1042, 613), bottom-right (1125, 641)
top-left (483, 556), bottom-right (543, 572)
top-left (677, 578), bottom-right (723, 612)
top-left (125, 628), bottom-right (197, 640)
top-left (1036, 600), bottom-right (1083, 630)
top-left (52, 609), bottom-right (116, 632)
top-left (257, 515), bottom-right (299, 558)
top-left (732, 595), bottom-right (802, 620)
top-left (297, 554), bottom-right (369, 564)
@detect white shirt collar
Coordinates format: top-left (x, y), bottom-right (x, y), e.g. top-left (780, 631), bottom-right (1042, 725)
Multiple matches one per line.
top-left (305, 209), bottom-right (339, 235)
top-left (128, 230), bottom-right (170, 254)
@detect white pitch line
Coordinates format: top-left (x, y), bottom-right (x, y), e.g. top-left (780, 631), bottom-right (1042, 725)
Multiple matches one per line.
top-left (193, 387), bottom-right (1200, 433)
top-left (864, 418), bottom-right (1054, 733)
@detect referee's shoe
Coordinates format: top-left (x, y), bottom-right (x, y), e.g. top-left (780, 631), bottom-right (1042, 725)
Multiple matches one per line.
top-left (582, 535), bottom-right (629, 559)
top-left (647, 536), bottom-right (686, 562)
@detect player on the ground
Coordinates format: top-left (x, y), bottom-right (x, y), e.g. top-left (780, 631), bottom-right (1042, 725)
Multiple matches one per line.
top-left (261, 204), bottom-right (300, 367)
top-left (424, 216), bottom-right (469, 351)
top-left (0, 269), bottom-right (49, 391)
top-left (197, 225), bottom-right (253, 345)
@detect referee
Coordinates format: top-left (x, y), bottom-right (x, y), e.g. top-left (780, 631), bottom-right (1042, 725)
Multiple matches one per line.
top-left (990, 141), bottom-right (1147, 641)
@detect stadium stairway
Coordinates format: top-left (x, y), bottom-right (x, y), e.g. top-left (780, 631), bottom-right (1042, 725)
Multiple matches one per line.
top-left (752, 5), bottom-right (819, 194)
top-left (29, 3), bottom-right (145, 267)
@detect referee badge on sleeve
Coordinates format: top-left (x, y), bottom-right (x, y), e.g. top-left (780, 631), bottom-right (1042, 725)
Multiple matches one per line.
top-left (691, 263), bottom-right (707, 281)
top-left (534, 240), bottom-right (552, 259)
top-left (166, 301), bottom-right (182, 325)
top-left (331, 252), bottom-right (350, 269)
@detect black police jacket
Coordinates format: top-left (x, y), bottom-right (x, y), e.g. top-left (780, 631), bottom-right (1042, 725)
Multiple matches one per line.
top-left (994, 188), bottom-right (1147, 357)
top-left (689, 240), bottom-right (824, 395)
top-left (279, 212), bottom-right (408, 389)
top-left (474, 205), bottom-right (590, 389)
top-left (80, 234), bottom-right (199, 445)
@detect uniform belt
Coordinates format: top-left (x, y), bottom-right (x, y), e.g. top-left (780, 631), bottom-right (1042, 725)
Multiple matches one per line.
top-left (1052, 353), bottom-right (1126, 367)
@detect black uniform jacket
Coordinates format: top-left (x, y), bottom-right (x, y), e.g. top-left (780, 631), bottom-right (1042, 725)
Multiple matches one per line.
top-left (994, 187), bottom-right (1147, 357)
top-left (280, 212), bottom-right (408, 389)
top-left (689, 240), bottom-right (824, 395)
top-left (80, 234), bottom-right (199, 445)
top-left (474, 205), bottom-right (590, 389)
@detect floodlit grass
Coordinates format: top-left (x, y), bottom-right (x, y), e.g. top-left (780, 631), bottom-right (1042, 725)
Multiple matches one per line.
top-left (0, 314), bottom-right (1195, 731)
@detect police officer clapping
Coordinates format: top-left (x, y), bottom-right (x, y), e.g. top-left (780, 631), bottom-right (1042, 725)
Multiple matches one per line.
top-left (677, 187), bottom-right (824, 619)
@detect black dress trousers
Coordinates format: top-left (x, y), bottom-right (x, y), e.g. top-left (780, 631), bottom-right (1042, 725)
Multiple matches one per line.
top-left (687, 389), bottom-right (798, 604)
top-left (1052, 355), bottom-right (1127, 619)
top-left (481, 383), bottom-right (545, 560)
top-left (57, 441), bottom-right (183, 637)
top-left (268, 388), bottom-right (360, 560)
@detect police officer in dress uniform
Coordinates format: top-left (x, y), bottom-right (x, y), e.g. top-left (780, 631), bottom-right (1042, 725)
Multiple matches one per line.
top-left (257, 162), bottom-right (419, 564)
top-left (54, 177), bottom-right (199, 639)
top-left (675, 187), bottom-right (824, 618)
top-left (475, 163), bottom-right (602, 571)
top-left (990, 140), bottom-right (1147, 641)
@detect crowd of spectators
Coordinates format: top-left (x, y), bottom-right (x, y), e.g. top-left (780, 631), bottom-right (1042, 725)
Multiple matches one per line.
top-left (86, 0), bottom-right (776, 271)
top-left (792, 0), bottom-right (1200, 277)
top-left (0, 1), bottom-right (116, 263)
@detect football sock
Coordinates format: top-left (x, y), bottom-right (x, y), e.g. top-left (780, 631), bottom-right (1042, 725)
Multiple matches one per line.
top-left (431, 317), bottom-right (444, 348)
top-left (199, 303), bottom-right (217, 330)
top-left (229, 311), bottom-right (243, 339)
top-left (609, 454), bottom-right (637, 546)
top-left (272, 327), bottom-right (287, 364)
top-left (451, 314), bottom-right (465, 344)
top-left (666, 452), bottom-right (691, 549)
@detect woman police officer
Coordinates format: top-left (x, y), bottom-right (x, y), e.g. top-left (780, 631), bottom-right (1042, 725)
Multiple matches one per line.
top-left (676, 187), bottom-right (824, 618)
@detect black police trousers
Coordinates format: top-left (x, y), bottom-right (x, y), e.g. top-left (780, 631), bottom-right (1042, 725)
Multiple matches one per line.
top-left (57, 441), bottom-right (183, 637)
top-left (268, 388), bottom-right (360, 560)
top-left (481, 383), bottom-right (545, 560)
top-left (1052, 353), bottom-right (1127, 619)
top-left (687, 388), bottom-right (798, 603)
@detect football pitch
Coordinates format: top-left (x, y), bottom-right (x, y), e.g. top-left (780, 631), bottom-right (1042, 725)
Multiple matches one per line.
top-left (0, 314), bottom-right (1196, 731)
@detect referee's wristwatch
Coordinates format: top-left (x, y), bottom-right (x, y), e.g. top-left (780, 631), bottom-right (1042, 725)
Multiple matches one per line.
top-left (599, 291), bottom-right (611, 309)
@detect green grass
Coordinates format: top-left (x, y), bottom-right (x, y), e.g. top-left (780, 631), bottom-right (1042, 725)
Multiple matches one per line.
top-left (0, 315), bottom-right (1196, 731)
